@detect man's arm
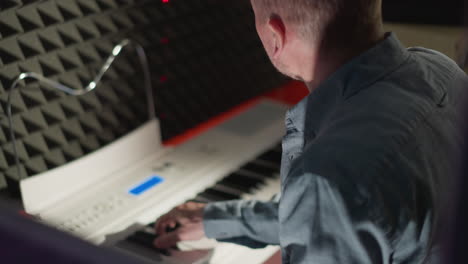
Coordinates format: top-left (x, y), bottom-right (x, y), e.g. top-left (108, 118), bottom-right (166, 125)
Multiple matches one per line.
top-left (154, 199), bottom-right (280, 249)
top-left (203, 199), bottom-right (280, 247)
top-left (280, 173), bottom-right (385, 264)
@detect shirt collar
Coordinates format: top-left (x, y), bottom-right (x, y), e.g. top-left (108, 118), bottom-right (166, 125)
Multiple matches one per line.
top-left (285, 33), bottom-right (409, 135)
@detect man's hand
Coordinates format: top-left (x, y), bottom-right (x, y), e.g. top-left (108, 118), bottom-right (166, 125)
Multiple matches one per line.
top-left (153, 202), bottom-right (207, 249)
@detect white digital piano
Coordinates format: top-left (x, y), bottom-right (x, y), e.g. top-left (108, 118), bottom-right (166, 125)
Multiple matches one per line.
top-left (19, 94), bottom-right (296, 264)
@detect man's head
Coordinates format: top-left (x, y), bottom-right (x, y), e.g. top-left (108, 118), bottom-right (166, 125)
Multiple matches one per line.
top-left (250, 0), bottom-right (384, 85)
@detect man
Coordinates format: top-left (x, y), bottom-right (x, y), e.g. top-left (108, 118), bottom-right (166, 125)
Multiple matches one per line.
top-left (153, 0), bottom-right (467, 263)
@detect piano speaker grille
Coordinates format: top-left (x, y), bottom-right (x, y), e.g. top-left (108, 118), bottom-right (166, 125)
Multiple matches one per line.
top-left (0, 0), bottom-right (287, 193)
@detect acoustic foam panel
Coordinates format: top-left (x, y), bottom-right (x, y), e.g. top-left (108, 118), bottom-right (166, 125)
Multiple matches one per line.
top-left (0, 0), bottom-right (286, 193)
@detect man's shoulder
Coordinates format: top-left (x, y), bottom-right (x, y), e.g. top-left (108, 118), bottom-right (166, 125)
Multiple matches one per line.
top-left (404, 46), bottom-right (465, 91)
top-left (407, 46), bottom-right (460, 70)
top-left (294, 55), bottom-right (465, 181)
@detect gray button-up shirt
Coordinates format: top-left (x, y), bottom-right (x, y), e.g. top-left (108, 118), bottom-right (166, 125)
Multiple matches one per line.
top-left (203, 33), bottom-right (467, 263)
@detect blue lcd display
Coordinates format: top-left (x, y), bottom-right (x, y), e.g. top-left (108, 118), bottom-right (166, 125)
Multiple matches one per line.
top-left (129, 176), bottom-right (164, 196)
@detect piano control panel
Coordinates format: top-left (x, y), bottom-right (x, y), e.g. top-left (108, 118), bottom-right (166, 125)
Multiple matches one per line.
top-left (129, 176), bottom-right (165, 196)
top-left (58, 175), bottom-right (166, 233)
top-left (57, 194), bottom-right (130, 234)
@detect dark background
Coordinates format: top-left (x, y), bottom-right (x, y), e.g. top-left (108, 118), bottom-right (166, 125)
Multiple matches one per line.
top-left (382, 0), bottom-right (465, 25)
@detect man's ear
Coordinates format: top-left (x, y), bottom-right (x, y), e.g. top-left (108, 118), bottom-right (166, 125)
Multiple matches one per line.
top-left (267, 15), bottom-right (286, 58)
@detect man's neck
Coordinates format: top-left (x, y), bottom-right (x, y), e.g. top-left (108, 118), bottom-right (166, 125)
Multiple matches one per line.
top-left (305, 30), bottom-right (386, 92)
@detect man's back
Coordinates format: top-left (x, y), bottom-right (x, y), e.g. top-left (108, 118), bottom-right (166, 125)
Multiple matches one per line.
top-left (280, 34), bottom-right (467, 263)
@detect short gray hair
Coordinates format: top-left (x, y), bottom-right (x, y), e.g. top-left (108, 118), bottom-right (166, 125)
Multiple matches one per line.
top-left (252, 0), bottom-right (382, 45)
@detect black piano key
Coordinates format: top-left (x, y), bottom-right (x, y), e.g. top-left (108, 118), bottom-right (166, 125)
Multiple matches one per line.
top-left (127, 231), bottom-right (156, 247)
top-left (271, 143), bottom-right (283, 153)
top-left (187, 198), bottom-right (208, 203)
top-left (202, 188), bottom-right (240, 200)
top-left (146, 222), bottom-right (179, 234)
top-left (193, 195), bottom-right (213, 203)
top-left (126, 232), bottom-right (154, 249)
top-left (197, 192), bottom-right (226, 202)
top-left (257, 150), bottom-right (282, 165)
top-left (240, 162), bottom-right (278, 178)
top-left (126, 231), bottom-right (170, 256)
top-left (222, 173), bottom-right (265, 189)
top-left (217, 178), bottom-right (257, 194)
top-left (212, 183), bottom-right (245, 196)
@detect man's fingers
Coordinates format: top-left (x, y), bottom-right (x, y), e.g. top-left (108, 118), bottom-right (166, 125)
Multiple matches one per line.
top-left (155, 210), bottom-right (178, 234)
top-left (153, 222), bottom-right (205, 249)
top-left (156, 219), bottom-right (176, 235)
top-left (154, 230), bottom-right (182, 249)
top-left (153, 202), bottom-right (206, 236)
top-left (155, 212), bottom-right (190, 235)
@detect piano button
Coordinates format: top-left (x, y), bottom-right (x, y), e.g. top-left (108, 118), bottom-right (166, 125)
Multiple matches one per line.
top-left (203, 188), bottom-right (240, 200)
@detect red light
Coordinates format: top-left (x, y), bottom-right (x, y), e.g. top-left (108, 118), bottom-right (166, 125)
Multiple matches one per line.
top-left (160, 75), bottom-right (168, 83)
top-left (160, 37), bottom-right (169, 44)
top-left (162, 0), bottom-right (169, 3)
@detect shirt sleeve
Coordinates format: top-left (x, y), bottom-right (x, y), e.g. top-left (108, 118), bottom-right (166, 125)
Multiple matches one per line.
top-left (280, 173), bottom-right (389, 264)
top-left (202, 198), bottom-right (280, 247)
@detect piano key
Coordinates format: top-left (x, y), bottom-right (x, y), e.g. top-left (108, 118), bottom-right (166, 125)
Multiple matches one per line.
top-left (211, 183), bottom-right (245, 196)
top-left (243, 176), bottom-right (281, 201)
top-left (233, 170), bottom-right (268, 182)
top-left (217, 177), bottom-right (262, 194)
top-left (192, 195), bottom-right (214, 203)
top-left (240, 162), bottom-right (278, 178)
top-left (196, 192), bottom-right (227, 202)
top-left (271, 143), bottom-right (283, 153)
top-left (254, 159), bottom-right (280, 172)
top-left (202, 188), bottom-right (241, 201)
top-left (126, 231), bottom-right (171, 256)
top-left (221, 173), bottom-right (264, 189)
top-left (127, 231), bottom-right (155, 247)
top-left (257, 150), bottom-right (282, 165)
